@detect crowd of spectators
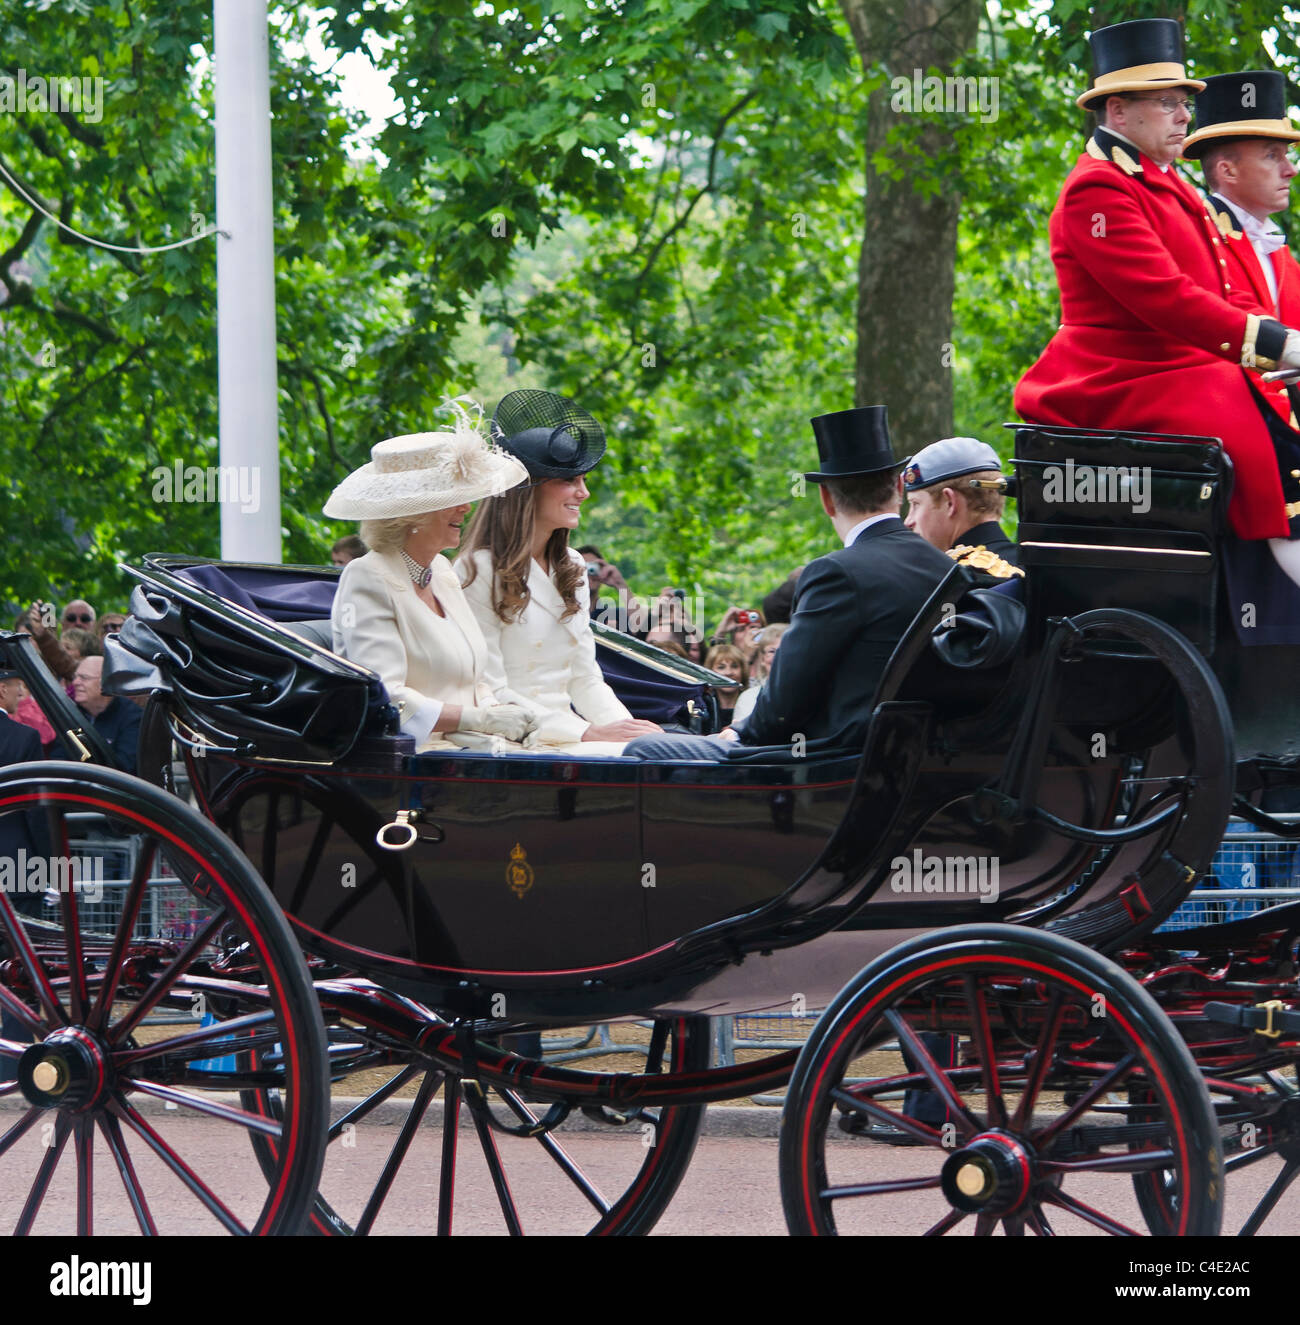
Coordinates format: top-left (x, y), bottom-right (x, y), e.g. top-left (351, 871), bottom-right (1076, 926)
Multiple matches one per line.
top-left (0, 595), bottom-right (140, 774)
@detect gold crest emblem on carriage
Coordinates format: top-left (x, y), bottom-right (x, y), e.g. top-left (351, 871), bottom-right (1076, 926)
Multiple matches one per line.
top-left (507, 842), bottom-right (534, 899)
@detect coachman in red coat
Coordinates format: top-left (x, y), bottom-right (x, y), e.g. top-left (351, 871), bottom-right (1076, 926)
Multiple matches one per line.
top-left (1014, 20), bottom-right (1300, 541)
top-left (1185, 71), bottom-right (1300, 437)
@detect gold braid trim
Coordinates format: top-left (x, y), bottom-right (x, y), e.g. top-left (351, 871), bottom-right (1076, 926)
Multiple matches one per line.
top-left (947, 545), bottom-right (1026, 579)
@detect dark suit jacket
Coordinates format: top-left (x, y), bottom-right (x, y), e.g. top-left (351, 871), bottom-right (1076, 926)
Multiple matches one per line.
top-left (737, 517), bottom-right (953, 751)
top-left (957, 520), bottom-right (1019, 567)
top-left (53, 698), bottom-right (142, 775)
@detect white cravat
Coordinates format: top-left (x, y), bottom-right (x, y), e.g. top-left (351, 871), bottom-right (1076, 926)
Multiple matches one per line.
top-left (843, 512), bottom-right (895, 547)
top-left (1215, 195), bottom-right (1286, 308)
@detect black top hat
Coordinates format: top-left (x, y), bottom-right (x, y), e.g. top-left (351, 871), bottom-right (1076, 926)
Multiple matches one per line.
top-left (804, 406), bottom-right (907, 482)
top-left (1183, 71), bottom-right (1300, 159)
top-left (1076, 18), bottom-right (1204, 111)
top-left (489, 389), bottom-right (607, 481)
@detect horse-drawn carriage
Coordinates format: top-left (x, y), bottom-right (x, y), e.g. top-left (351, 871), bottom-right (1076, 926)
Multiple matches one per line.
top-left (3, 423), bottom-right (1300, 1236)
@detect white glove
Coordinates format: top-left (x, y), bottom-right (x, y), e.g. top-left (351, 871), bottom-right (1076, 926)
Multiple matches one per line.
top-left (457, 704), bottom-right (534, 743)
top-left (1279, 330), bottom-right (1300, 370)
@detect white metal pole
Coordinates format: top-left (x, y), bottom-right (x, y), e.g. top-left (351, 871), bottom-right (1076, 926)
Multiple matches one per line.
top-left (214, 0), bottom-right (281, 561)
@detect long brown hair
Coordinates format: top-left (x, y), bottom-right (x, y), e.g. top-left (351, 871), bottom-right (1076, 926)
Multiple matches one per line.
top-left (460, 482), bottom-right (583, 623)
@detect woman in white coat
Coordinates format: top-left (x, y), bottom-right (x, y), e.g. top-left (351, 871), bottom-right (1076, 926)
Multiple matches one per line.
top-left (457, 390), bottom-right (662, 754)
top-left (324, 412), bottom-right (537, 752)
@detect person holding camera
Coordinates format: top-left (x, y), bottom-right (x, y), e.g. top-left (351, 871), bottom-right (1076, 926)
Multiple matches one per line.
top-left (457, 390), bottom-right (665, 753)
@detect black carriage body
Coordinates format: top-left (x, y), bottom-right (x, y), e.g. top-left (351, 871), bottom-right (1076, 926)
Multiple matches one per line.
top-left (85, 548), bottom-right (1233, 1024)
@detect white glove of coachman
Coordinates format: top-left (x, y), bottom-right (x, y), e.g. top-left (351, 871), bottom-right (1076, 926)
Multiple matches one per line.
top-left (1278, 330), bottom-right (1300, 371)
top-left (457, 703), bottom-right (535, 743)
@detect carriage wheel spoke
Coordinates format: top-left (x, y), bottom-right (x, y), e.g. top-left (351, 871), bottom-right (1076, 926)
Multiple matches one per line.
top-left (123, 1078), bottom-right (282, 1138)
top-left (97, 1112), bottom-right (157, 1236)
top-left (964, 976), bottom-right (1006, 1128)
top-left (464, 1082), bottom-right (524, 1235)
top-left (1041, 1148), bottom-right (1176, 1176)
top-left (1028, 1205), bottom-right (1055, 1236)
top-left (0, 980), bottom-right (43, 1038)
top-left (495, 1086), bottom-right (610, 1215)
top-left (287, 811), bottom-right (334, 916)
top-left (114, 1009), bottom-right (278, 1066)
top-left (51, 805), bottom-right (88, 1025)
top-left (354, 1068), bottom-right (442, 1237)
top-left (111, 1098), bottom-right (247, 1234)
top-left (830, 1086), bottom-right (944, 1146)
top-left (15, 1111), bottom-right (70, 1234)
top-left (0, 885), bottom-right (67, 1028)
top-left (1033, 1055), bottom-right (1137, 1147)
top-left (0, 1106), bottom-right (44, 1160)
top-left (437, 1078), bottom-right (460, 1237)
top-left (329, 1063), bottom-right (422, 1142)
top-left (974, 1212), bottom-right (997, 1236)
top-left (1003, 1212), bottom-right (1027, 1236)
top-left (644, 1020), bottom-right (670, 1076)
top-left (88, 840), bottom-right (157, 1028)
top-left (74, 1116), bottom-right (93, 1236)
top-left (1239, 1159), bottom-right (1300, 1237)
top-left (923, 1207), bottom-right (968, 1236)
top-left (883, 1010), bottom-right (980, 1137)
top-left (108, 911), bottom-right (224, 1043)
top-left (1010, 991), bottom-right (1065, 1132)
top-left (1042, 1185), bottom-right (1139, 1236)
top-left (822, 1174), bottom-right (944, 1199)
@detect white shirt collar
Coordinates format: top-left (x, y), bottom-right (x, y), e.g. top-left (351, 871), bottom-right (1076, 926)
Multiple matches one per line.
top-left (844, 512), bottom-right (896, 547)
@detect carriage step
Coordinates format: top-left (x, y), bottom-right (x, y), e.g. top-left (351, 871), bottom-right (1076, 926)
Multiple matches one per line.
top-left (1203, 1000), bottom-right (1300, 1039)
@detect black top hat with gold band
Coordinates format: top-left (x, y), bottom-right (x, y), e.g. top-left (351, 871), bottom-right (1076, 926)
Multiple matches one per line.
top-left (804, 405), bottom-right (907, 482)
top-left (1182, 71), bottom-right (1300, 160)
top-left (1076, 18), bottom-right (1204, 111)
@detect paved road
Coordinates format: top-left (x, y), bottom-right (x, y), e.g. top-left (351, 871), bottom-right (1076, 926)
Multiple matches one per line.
top-left (0, 1106), bottom-right (1294, 1236)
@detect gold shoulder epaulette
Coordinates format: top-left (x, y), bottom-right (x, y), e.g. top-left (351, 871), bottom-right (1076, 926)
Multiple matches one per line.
top-left (948, 544), bottom-right (1026, 579)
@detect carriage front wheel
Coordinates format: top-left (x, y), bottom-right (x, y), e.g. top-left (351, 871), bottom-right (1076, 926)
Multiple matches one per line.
top-left (779, 924), bottom-right (1222, 1236)
top-left (0, 762), bottom-right (329, 1234)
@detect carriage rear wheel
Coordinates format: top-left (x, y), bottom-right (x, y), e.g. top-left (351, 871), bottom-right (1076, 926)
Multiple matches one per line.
top-left (0, 762), bottom-right (328, 1234)
top-left (779, 924), bottom-right (1222, 1236)
top-left (244, 1010), bottom-right (711, 1236)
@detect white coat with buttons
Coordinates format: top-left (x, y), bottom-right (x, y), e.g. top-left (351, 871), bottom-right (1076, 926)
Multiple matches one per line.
top-left (456, 548), bottom-right (632, 752)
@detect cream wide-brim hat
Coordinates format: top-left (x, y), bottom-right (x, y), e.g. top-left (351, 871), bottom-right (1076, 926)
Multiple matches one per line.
top-left (323, 428), bottom-right (528, 520)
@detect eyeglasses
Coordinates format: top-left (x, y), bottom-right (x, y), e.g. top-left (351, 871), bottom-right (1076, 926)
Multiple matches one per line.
top-left (63, 614), bottom-right (93, 625)
top-left (1126, 94), bottom-right (1196, 116)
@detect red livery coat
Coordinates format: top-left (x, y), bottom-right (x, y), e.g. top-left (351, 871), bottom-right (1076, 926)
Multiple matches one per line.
top-left (1014, 128), bottom-right (1292, 540)
top-left (1205, 192), bottom-right (1300, 430)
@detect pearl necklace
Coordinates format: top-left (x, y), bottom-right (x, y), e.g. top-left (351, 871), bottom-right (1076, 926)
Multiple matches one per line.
top-left (399, 549), bottom-right (433, 590)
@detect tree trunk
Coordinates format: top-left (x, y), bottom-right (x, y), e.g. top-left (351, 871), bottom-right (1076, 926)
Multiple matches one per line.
top-left (840, 0), bottom-right (981, 450)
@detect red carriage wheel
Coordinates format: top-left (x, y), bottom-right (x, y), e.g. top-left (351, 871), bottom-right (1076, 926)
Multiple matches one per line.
top-left (779, 924), bottom-right (1223, 1236)
top-left (0, 762), bottom-right (328, 1234)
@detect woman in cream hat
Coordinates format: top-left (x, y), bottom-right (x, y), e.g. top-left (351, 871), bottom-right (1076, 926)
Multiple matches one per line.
top-left (324, 405), bottom-right (536, 752)
top-left (455, 390), bottom-right (663, 756)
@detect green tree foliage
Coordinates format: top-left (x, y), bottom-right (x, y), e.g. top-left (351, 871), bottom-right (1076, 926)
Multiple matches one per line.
top-left (3, 1), bottom-right (1297, 618)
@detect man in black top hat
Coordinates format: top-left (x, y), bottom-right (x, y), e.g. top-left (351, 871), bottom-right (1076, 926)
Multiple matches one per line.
top-left (1185, 72), bottom-right (1300, 428)
top-left (625, 406), bottom-right (953, 759)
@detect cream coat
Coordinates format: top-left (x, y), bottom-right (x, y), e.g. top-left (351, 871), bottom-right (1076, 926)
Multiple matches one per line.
top-left (456, 547), bottom-right (631, 752)
top-left (331, 549), bottom-right (507, 752)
